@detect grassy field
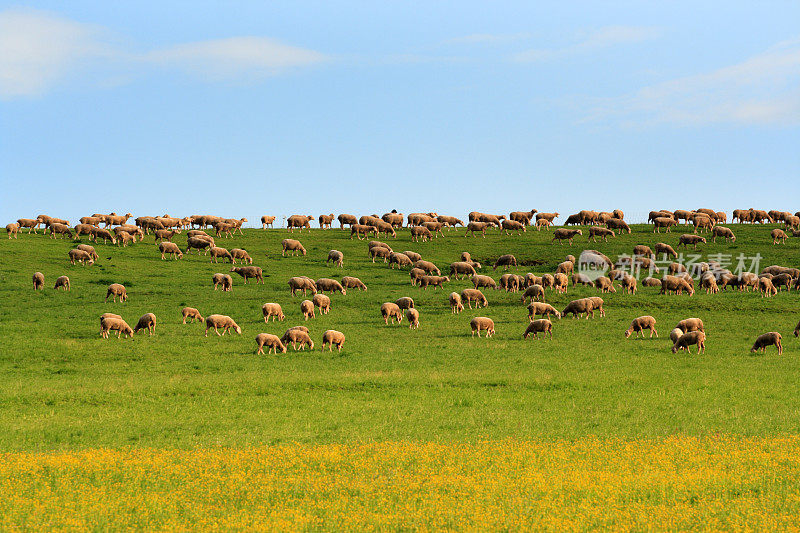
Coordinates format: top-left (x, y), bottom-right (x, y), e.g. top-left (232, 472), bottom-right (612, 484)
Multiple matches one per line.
top-left (1, 221), bottom-right (799, 528)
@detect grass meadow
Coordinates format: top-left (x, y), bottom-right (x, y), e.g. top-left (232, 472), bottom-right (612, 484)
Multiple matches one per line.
top-left (1, 222), bottom-right (799, 528)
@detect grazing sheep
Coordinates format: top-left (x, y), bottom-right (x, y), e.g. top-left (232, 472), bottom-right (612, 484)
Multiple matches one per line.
top-left (282, 239), bottom-right (307, 256)
top-left (32, 272), bottom-right (45, 290)
top-left (187, 236), bottom-right (213, 254)
top-left (260, 215), bottom-right (276, 229)
top-left (678, 234), bottom-right (706, 250)
top-left (771, 273), bottom-right (794, 291)
top-left (100, 312), bottom-right (122, 322)
top-left (758, 276), bottom-right (778, 298)
top-left (134, 313), bottom-right (157, 335)
top-left (338, 214), bottom-right (358, 229)
top-left (406, 308), bottom-right (420, 329)
top-left (562, 299), bottom-right (594, 319)
top-left (553, 273), bottom-right (569, 293)
top-left (100, 317), bottom-right (133, 339)
top-left (436, 215), bottom-right (464, 228)
top-left (419, 275), bottom-right (450, 290)
top-left (381, 302), bottom-right (403, 325)
top-left (625, 316), bottom-right (658, 338)
top-left (230, 248), bottom-right (253, 264)
top-left (6, 223), bottom-right (19, 239)
top-left (692, 215), bottom-right (715, 233)
top-left (588, 227), bottom-right (615, 242)
top-left (395, 297), bottom-right (415, 310)
top-left (90, 227), bottom-right (116, 244)
top-left (632, 245), bottom-right (653, 257)
top-left (182, 307), bottom-right (204, 324)
top-left (527, 302), bottom-right (561, 321)
top-left (256, 333), bottom-right (287, 354)
top-left (521, 284), bottom-right (545, 303)
top-left (461, 289), bottom-right (488, 309)
top-left (470, 317), bottom-right (495, 338)
top-left (540, 273), bottom-right (555, 289)
top-left (204, 314), bottom-right (242, 336)
top-left (414, 260), bottom-right (441, 275)
top-left (422, 221), bottom-right (445, 237)
top-left (711, 226), bottom-right (736, 243)
top-left (460, 251), bottom-right (472, 262)
top-left (606, 218), bottom-right (631, 234)
top-left (313, 293), bottom-right (331, 315)
top-left (258, 303), bottom-right (284, 323)
top-left (369, 246), bottom-right (391, 263)
top-left (523, 319), bottom-right (552, 340)
top-left (499, 273), bottom-right (520, 292)
top-left (326, 249), bottom-right (344, 268)
top-left (465, 221), bottom-right (490, 238)
top-left (68, 248), bottom-right (94, 266)
top-left (672, 331), bottom-right (706, 354)
top-left (501, 219), bottom-right (526, 235)
top-left (388, 252), bottom-right (412, 269)
top-left (449, 292), bottom-right (465, 314)
top-left (751, 332), bottom-right (782, 355)
top-left (368, 240), bottom-right (393, 253)
top-left (669, 262), bottom-right (687, 275)
top-left (283, 328), bottom-right (315, 350)
top-left (449, 261), bottom-right (476, 279)
top-left (321, 330), bottom-right (345, 352)
top-left (212, 273), bottom-right (233, 292)
top-left (410, 225), bottom-right (433, 242)
top-left (287, 215), bottom-right (313, 232)
top-left (53, 275), bottom-right (70, 291)
top-left (315, 278), bottom-right (346, 294)
top-left (660, 276), bottom-right (695, 296)
top-left (341, 276), bottom-right (367, 291)
top-left (654, 243), bottom-right (677, 259)
top-left (669, 328), bottom-right (684, 345)
top-left (105, 283), bottom-right (127, 302)
top-left (288, 276), bottom-right (317, 296)
top-left (230, 266), bottom-right (263, 284)
top-left (382, 212), bottom-right (404, 228)
top-left (571, 273), bottom-right (593, 287)
top-left (493, 254), bottom-right (517, 271)
top-left (701, 272), bottom-right (719, 294)
top-left (675, 318), bottom-right (704, 334)
top-left (409, 268), bottom-right (427, 286)
top-left (552, 229), bottom-right (582, 244)
top-left (595, 276), bottom-right (616, 293)
top-left (772, 229), bottom-right (788, 245)
top-left (564, 214), bottom-right (582, 226)
top-left (159, 242), bottom-right (183, 260)
top-left (300, 299), bottom-right (316, 320)
top-left (399, 251), bottom-right (421, 263)
top-left (620, 275), bottom-right (637, 295)
top-left (472, 274), bottom-right (497, 290)
top-left (48, 223), bottom-right (73, 239)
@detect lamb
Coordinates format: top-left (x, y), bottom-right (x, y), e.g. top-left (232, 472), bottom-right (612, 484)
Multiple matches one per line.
top-left (499, 273), bottom-right (520, 292)
top-left (654, 243), bottom-right (678, 259)
top-left (625, 316), bottom-right (658, 338)
top-left (472, 274), bottom-right (497, 290)
top-left (260, 215), bottom-right (276, 229)
top-left (493, 254), bottom-right (517, 270)
top-left (53, 275), bottom-right (70, 291)
top-left (338, 214), bottom-right (358, 229)
top-left (321, 330), bottom-right (345, 352)
top-left (134, 313), bottom-right (157, 335)
top-left (100, 317), bottom-right (133, 339)
top-left (772, 229), bottom-right (788, 245)
top-left (552, 229), bottom-right (582, 244)
top-left (316, 278), bottom-right (346, 294)
top-left (288, 277), bottom-right (317, 296)
top-left (381, 302), bottom-right (403, 325)
top-left (6, 223), bottom-right (19, 239)
top-left (758, 276), bottom-right (777, 298)
top-left (465, 221), bottom-right (490, 237)
top-left (327, 250), bottom-right (344, 268)
top-left (449, 292), bottom-right (465, 313)
top-left (470, 317), bottom-right (495, 337)
top-left (33, 272), bottom-right (45, 290)
top-left (527, 302), bottom-right (561, 321)
top-left (300, 300), bottom-right (316, 320)
top-left (230, 266), bottom-right (264, 284)
top-left (395, 297), bottom-right (415, 310)
top-left (751, 332), bottom-right (782, 355)
top-left (501, 219), bottom-right (526, 235)
top-left (209, 247), bottom-right (233, 263)
top-left (105, 283), bottom-right (128, 302)
top-left (281, 327), bottom-right (315, 350)
top-left (410, 226), bottom-right (433, 242)
top-left (521, 284), bottom-right (545, 303)
top-left (414, 260), bottom-right (441, 275)
top-left (204, 315), bottom-right (242, 336)
top-left (621, 275), bottom-right (637, 295)
top-left (523, 319), bottom-right (552, 340)
top-left (341, 276), bottom-right (367, 291)
top-left (595, 276), bottom-right (616, 293)
top-left (17, 218), bottom-right (39, 233)
top-left (230, 248), bottom-right (253, 264)
top-left (588, 227), bottom-right (615, 242)
top-left (319, 213), bottom-right (335, 229)
top-left (370, 246), bottom-right (392, 263)
top-left (182, 307), bottom-right (204, 324)
top-left (159, 242), bottom-right (183, 260)
top-left (606, 218), bottom-right (631, 234)
top-left (406, 308), bottom-right (420, 329)
top-left (256, 333), bottom-right (287, 354)
top-left (535, 218), bottom-right (552, 231)
top-left (711, 226), bottom-right (736, 243)
top-left (672, 331), bottom-right (706, 354)
top-left (678, 234), bottom-right (706, 250)
top-left (419, 275), bottom-right (450, 290)
top-left (187, 237), bottom-right (213, 254)
top-left (562, 299), bottom-right (594, 319)
top-left (282, 239), bottom-right (307, 256)
top-left (68, 248), bottom-right (95, 266)
top-left (287, 215), bottom-right (313, 232)
top-left (461, 289), bottom-right (488, 309)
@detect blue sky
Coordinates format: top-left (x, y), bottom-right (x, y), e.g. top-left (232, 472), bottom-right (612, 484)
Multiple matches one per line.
top-left (1, 1), bottom-right (798, 224)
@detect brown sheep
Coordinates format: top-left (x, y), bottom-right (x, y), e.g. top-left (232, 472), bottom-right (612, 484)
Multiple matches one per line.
top-left (553, 273), bottom-right (569, 293)
top-left (501, 219), bottom-right (526, 235)
top-left (17, 218), bottom-right (39, 233)
top-left (316, 278), bottom-right (346, 294)
top-left (381, 302), bottom-right (403, 325)
top-left (460, 289), bottom-right (488, 309)
top-left (187, 236), bottom-right (213, 254)
top-left (369, 246), bottom-right (391, 263)
top-left (588, 227), bottom-right (615, 242)
top-left (401, 251), bottom-right (422, 262)
top-left (6, 223), bottom-right (19, 239)
top-left (256, 333), bottom-right (287, 354)
top-left (509, 209), bottom-right (537, 225)
top-left (368, 241), bottom-right (393, 253)
top-left (409, 268), bottom-right (427, 286)
top-left (300, 299), bottom-right (316, 320)
top-left (672, 331), bottom-right (706, 354)
top-left (419, 275), bottom-right (450, 290)
top-left (159, 242), bottom-right (183, 260)
top-left (536, 212), bottom-right (559, 223)
top-left (465, 221), bottom-right (490, 238)
top-left (382, 212), bottom-right (404, 228)
top-left (134, 313), bottom-right (157, 335)
top-left (261, 215), bottom-right (276, 229)
top-left (68, 249), bottom-right (95, 266)
top-left (395, 297), bottom-right (415, 310)
top-left (231, 248), bottom-right (253, 264)
top-left (751, 332), bottom-right (782, 355)
top-left (654, 243), bottom-right (677, 259)
top-left (182, 307), bottom-right (204, 324)
top-left (701, 272), bottom-right (719, 294)
top-left (552, 229), bottom-right (582, 244)
top-left (410, 225), bottom-right (433, 242)
top-left (261, 303), bottom-right (284, 323)
top-left (523, 319), bottom-right (552, 340)
top-left (758, 277), bottom-right (777, 298)
top-left (606, 218), bottom-right (631, 234)
top-left (625, 316), bottom-right (658, 338)
top-left (449, 261), bottom-right (476, 279)
top-left (100, 317), bottom-right (133, 339)
top-left (676, 318), bottom-right (704, 333)
top-left (660, 276), bottom-right (695, 296)
top-left (621, 275), bottom-right (637, 295)
top-left (288, 277), bottom-right (317, 296)
top-left (321, 330), bottom-right (345, 352)
top-left (32, 272), bottom-right (45, 290)
top-left (540, 273), bottom-right (555, 289)
top-left (595, 276), bottom-right (616, 293)
top-left (461, 252), bottom-right (471, 263)
top-left (338, 214), bottom-right (357, 228)
top-left (49, 223), bottom-right (73, 239)
top-left (421, 221), bottom-right (445, 237)
top-left (521, 284), bottom-right (545, 303)
top-left (53, 275), bottom-right (70, 291)
top-left (678, 234), bottom-right (706, 250)
top-left (493, 254), bottom-right (517, 270)
top-left (772, 229), bottom-right (788, 245)
top-left (105, 283), bottom-right (127, 302)
top-left (406, 308), bottom-right (420, 329)
top-left (472, 274), bottom-right (497, 290)
top-left (711, 226), bottom-right (736, 243)
top-left (527, 302), bottom-right (561, 321)
top-left (571, 273), bottom-right (593, 287)
top-left (562, 299), bottom-right (594, 319)
top-left (449, 292), bottom-right (464, 314)
top-left (90, 227), bottom-right (116, 244)
top-left (652, 217), bottom-right (678, 233)
top-left (535, 218), bottom-right (552, 231)
top-left (313, 293), bottom-right (331, 315)
top-left (326, 249), bottom-right (344, 268)
top-left (204, 315), bottom-right (242, 336)
top-left (319, 213), bottom-right (335, 229)
top-left (436, 215), bottom-right (463, 228)
top-left (285, 328), bottom-right (316, 350)
top-left (282, 239), bottom-right (306, 256)
top-left (341, 276), bottom-right (367, 291)
top-left (470, 317), bottom-right (495, 337)
top-left (212, 273), bottom-right (233, 292)
top-left (413, 260), bottom-right (440, 275)
top-left (632, 245), bottom-right (653, 257)
top-left (692, 215), bottom-right (715, 233)
top-left (287, 215), bottom-right (313, 232)
top-left (642, 277), bottom-right (662, 288)
top-left (498, 273), bottom-right (520, 292)
top-left (389, 252), bottom-right (413, 269)
top-left (230, 266), bottom-right (263, 284)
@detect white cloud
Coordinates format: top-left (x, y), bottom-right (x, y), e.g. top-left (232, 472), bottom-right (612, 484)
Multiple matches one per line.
top-left (514, 25), bottom-right (660, 62)
top-left (586, 37), bottom-right (800, 126)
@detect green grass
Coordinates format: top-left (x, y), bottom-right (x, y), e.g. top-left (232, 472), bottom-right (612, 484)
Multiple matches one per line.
top-left (0, 223), bottom-right (798, 450)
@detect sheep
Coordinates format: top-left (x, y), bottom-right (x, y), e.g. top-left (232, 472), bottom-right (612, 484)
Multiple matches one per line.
top-left (711, 226), bottom-right (736, 243)
top-left (469, 212), bottom-right (505, 226)
top-left (758, 276), bottom-right (777, 298)
top-left (509, 210), bottom-right (537, 225)
top-left (669, 262), bottom-right (687, 275)
top-left (460, 288), bottom-right (488, 309)
top-left (632, 245), bottom-right (653, 257)
top-left (606, 218), bottom-right (631, 234)
top-left (761, 265), bottom-right (799, 278)
top-left (620, 275), bottom-right (637, 295)
top-left (449, 292), bottom-right (465, 314)
top-left (68, 249), bottom-right (95, 266)
top-left (562, 299), bottom-right (594, 319)
top-left (772, 229), bottom-right (788, 245)
top-left (678, 234), bottom-right (706, 250)
top-left (368, 240), bottom-right (393, 253)
top-left (660, 276), bottom-right (695, 296)
top-left (372, 219), bottom-right (397, 238)
top-left (338, 214), bottom-right (358, 229)
top-left (6, 223), bottom-right (19, 239)
top-left (53, 275), bottom-right (70, 291)
top-left (17, 218), bottom-right (39, 233)
top-left (419, 275), bottom-right (450, 290)
top-left (563, 214), bottom-right (582, 226)
top-left (256, 333), bottom-right (287, 354)
top-left (465, 221), bottom-right (490, 238)
top-left (187, 229), bottom-right (213, 239)
top-left (397, 250), bottom-right (420, 263)
top-left (287, 215), bottom-right (313, 232)
top-left (536, 212), bottom-right (559, 223)
top-left (448, 261), bottom-right (476, 279)
top-left (625, 316), bottom-right (658, 338)
top-left (158, 242), bottom-right (183, 260)
top-left (90, 227), bottom-right (116, 244)
top-left (212, 273), bottom-right (233, 292)
top-left (421, 221), bottom-right (445, 237)
top-left (230, 266), bottom-right (264, 284)
top-left (350, 224), bottom-right (378, 240)
top-left (32, 272), bottom-right (45, 290)
top-left (113, 230), bottom-right (135, 247)
top-left (316, 278), bottom-right (346, 294)
top-left (187, 237), bottom-right (213, 254)
top-left (692, 215), bottom-right (715, 233)
top-left (230, 248), bottom-right (253, 265)
top-left (385, 252), bottom-right (411, 270)
top-left (300, 299), bottom-right (316, 320)
top-left (470, 317), bottom-right (495, 338)
top-left (541, 274), bottom-right (555, 289)
top-left (288, 277), bottom-right (317, 296)
top-left (588, 227), bottom-right (615, 242)
top-left (771, 273), bottom-right (794, 291)
top-left (48, 223), bottom-right (72, 239)
top-left (105, 213), bottom-right (132, 226)
top-left (104, 283), bottom-right (128, 302)
top-left (521, 284), bottom-right (545, 303)
top-left (552, 229), bottom-right (582, 244)
top-left (321, 330), bottom-right (345, 352)
top-left (501, 219), bottom-right (526, 235)
top-left (100, 312), bottom-right (122, 323)
top-left (406, 308), bottom-right (420, 329)
top-left (318, 213), bottom-right (335, 229)
top-left (523, 319), bottom-right (552, 340)
top-left (260, 215), bottom-right (276, 229)
top-left (582, 296), bottom-right (605, 317)
top-left (750, 332), bottom-right (782, 355)
top-left (282, 239), bottom-right (307, 257)
top-left (382, 212), bottom-right (404, 228)
top-left (155, 229), bottom-right (181, 242)
top-left (535, 218), bottom-right (552, 231)
top-left (553, 273), bottom-right (569, 293)
top-left (413, 260), bottom-right (441, 275)
top-left (410, 226), bottom-right (432, 242)
top-left (313, 293), bottom-right (331, 315)
top-left (100, 317), bottom-right (133, 339)
top-left (654, 243), bottom-right (677, 259)
top-left (326, 249), bottom-right (344, 268)
top-left (381, 302), bottom-right (403, 325)
top-left (493, 254), bottom-right (517, 271)
top-left (498, 273), bottom-right (520, 292)
top-left (341, 276), bottom-right (367, 291)
top-left (133, 313), bottom-right (157, 335)
top-left (208, 247), bottom-right (232, 263)
top-left (669, 327), bottom-right (684, 345)
top-left (204, 315), bottom-right (242, 336)
top-left (182, 307), bottom-right (204, 324)
top-left (652, 217), bottom-right (678, 233)
top-left (571, 273), bottom-right (593, 287)
top-left (527, 302), bottom-right (561, 321)
top-left (284, 328), bottom-right (315, 350)
top-left (436, 215), bottom-right (463, 228)
top-left (460, 251), bottom-right (472, 262)
top-left (701, 272), bottom-right (719, 294)
top-left (368, 246), bottom-right (390, 263)
top-left (409, 268), bottom-right (427, 286)
top-left (395, 297), bottom-right (415, 310)
top-left (672, 331), bottom-right (706, 354)
top-left (472, 274), bottom-right (497, 290)
top-left (595, 276), bottom-right (616, 293)
top-left (785, 215), bottom-right (800, 230)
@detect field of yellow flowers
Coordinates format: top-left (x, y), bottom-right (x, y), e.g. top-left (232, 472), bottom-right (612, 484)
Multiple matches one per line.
top-left (3, 436), bottom-right (800, 530)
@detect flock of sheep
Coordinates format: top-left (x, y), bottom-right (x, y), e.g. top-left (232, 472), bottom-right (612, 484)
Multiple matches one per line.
top-left (13, 208), bottom-right (800, 355)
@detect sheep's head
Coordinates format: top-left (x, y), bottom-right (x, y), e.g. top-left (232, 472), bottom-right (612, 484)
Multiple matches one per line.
top-left (234, 325), bottom-right (242, 335)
